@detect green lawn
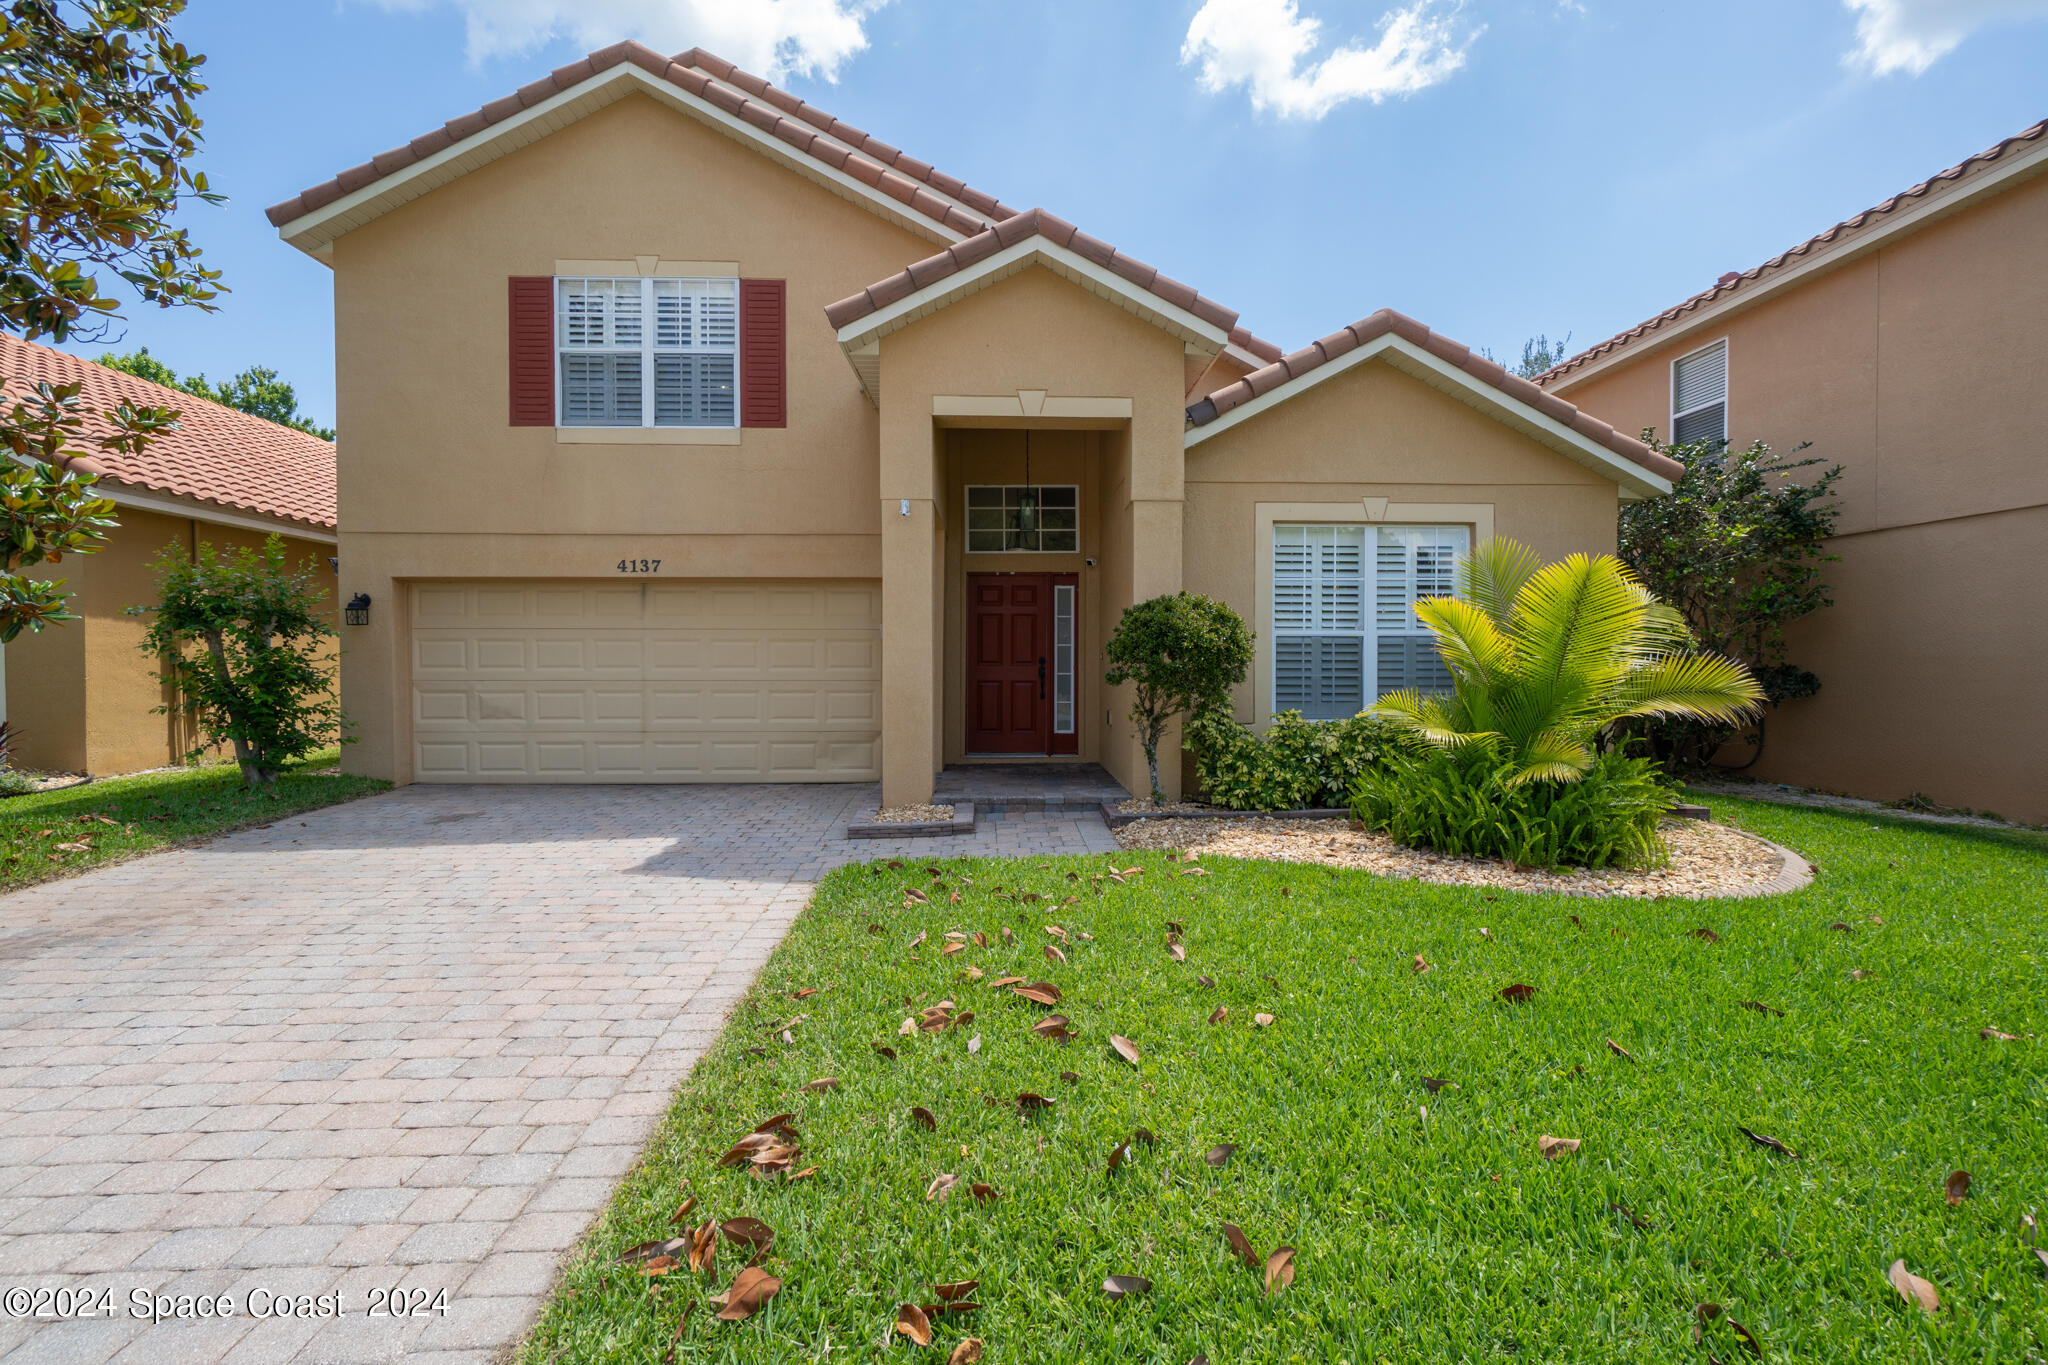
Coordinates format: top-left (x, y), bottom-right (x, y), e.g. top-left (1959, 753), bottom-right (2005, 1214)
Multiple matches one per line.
top-left (0, 749), bottom-right (388, 891)
top-left (523, 797), bottom-right (2048, 1364)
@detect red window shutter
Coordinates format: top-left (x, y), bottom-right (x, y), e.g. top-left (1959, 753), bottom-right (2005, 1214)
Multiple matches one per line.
top-left (508, 276), bottom-right (554, 426)
top-left (739, 278), bottom-right (786, 429)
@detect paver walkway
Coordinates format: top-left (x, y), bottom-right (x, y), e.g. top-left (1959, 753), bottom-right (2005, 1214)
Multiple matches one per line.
top-left (0, 784), bottom-right (1117, 1364)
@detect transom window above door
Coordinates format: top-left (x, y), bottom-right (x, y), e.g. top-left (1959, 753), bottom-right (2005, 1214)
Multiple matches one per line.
top-left (556, 277), bottom-right (737, 428)
top-left (1272, 523), bottom-right (1469, 719)
top-left (965, 485), bottom-right (1079, 553)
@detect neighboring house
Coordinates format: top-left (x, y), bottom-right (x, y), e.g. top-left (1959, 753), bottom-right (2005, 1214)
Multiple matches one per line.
top-left (269, 42), bottom-right (1675, 805)
top-left (1540, 119), bottom-right (2048, 824)
top-left (0, 335), bottom-right (338, 775)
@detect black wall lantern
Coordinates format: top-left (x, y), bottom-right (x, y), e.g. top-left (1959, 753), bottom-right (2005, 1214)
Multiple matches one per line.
top-left (344, 593), bottom-right (372, 627)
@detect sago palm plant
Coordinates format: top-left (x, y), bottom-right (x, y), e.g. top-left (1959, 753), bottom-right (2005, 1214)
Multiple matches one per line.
top-left (1371, 537), bottom-right (1763, 784)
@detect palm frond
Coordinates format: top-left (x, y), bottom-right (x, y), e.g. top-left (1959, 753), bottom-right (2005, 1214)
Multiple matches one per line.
top-left (1458, 537), bottom-right (1542, 628)
top-left (1604, 652), bottom-right (1765, 726)
top-left (1503, 728), bottom-right (1593, 786)
top-left (1414, 597), bottom-right (1515, 688)
top-left (1370, 689), bottom-right (1489, 749)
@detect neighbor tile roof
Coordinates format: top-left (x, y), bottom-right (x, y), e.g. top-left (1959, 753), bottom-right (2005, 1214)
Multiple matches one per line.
top-left (1185, 308), bottom-right (1684, 483)
top-left (0, 334), bottom-right (337, 530)
top-left (264, 41), bottom-right (1013, 238)
top-left (824, 207), bottom-right (1243, 336)
top-left (1539, 117), bottom-right (2048, 385)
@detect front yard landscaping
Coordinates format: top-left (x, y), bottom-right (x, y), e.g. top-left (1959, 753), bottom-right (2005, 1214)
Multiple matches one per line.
top-left (0, 749), bottom-right (388, 891)
top-left (522, 794), bottom-right (2048, 1362)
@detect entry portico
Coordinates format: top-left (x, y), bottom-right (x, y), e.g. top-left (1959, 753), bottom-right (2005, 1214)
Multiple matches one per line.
top-left (830, 211), bottom-right (1241, 806)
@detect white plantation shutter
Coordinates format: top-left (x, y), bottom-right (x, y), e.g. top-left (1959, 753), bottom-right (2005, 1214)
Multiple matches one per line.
top-left (558, 277), bottom-right (737, 428)
top-left (1371, 526), bottom-right (1467, 697)
top-left (1671, 339), bottom-right (1727, 445)
top-left (1273, 523), bottom-right (1468, 718)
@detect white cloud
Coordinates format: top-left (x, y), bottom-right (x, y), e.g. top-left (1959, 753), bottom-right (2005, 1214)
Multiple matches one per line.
top-left (369, 0), bottom-right (889, 81)
top-left (1180, 0), bottom-right (1482, 120)
top-left (1843, 0), bottom-right (2048, 75)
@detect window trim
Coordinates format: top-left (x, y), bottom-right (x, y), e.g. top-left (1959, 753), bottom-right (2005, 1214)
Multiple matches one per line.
top-left (962, 484), bottom-right (1082, 554)
top-left (1251, 502), bottom-right (1492, 732)
top-left (553, 275), bottom-right (740, 430)
top-left (1669, 336), bottom-right (1730, 447)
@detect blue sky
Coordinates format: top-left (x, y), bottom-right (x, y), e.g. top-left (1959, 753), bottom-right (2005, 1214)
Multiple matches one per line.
top-left (58, 0), bottom-right (2048, 428)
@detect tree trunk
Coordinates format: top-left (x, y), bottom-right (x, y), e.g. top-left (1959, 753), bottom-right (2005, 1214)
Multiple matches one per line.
top-left (1144, 742), bottom-right (1162, 805)
top-left (201, 628), bottom-right (260, 786)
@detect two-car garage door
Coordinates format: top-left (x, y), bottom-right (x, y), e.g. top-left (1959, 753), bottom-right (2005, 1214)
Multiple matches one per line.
top-left (410, 580), bottom-right (881, 782)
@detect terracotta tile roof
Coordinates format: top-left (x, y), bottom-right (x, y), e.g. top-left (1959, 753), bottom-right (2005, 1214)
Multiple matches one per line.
top-left (1539, 117), bottom-right (2048, 386)
top-left (1184, 308), bottom-right (1683, 484)
top-left (265, 41), bottom-right (1011, 238)
top-left (0, 334), bottom-right (337, 530)
top-left (1229, 327), bottom-right (1284, 364)
top-left (824, 207), bottom-right (1243, 336)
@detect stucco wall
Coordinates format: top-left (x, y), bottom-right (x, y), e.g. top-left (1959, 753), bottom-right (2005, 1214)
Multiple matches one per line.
top-left (1186, 360), bottom-right (1621, 728)
top-left (329, 92), bottom-right (940, 782)
top-left (1553, 168), bottom-right (2048, 820)
top-left (5, 510), bottom-right (338, 776)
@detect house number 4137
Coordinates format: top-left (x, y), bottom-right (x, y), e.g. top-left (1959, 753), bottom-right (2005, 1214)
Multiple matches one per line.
top-left (616, 558), bottom-right (661, 574)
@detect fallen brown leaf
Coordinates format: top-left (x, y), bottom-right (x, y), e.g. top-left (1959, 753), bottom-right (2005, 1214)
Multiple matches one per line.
top-left (934, 1279), bottom-right (979, 1302)
top-left (925, 1173), bottom-right (961, 1202)
top-left (911, 1106), bottom-right (937, 1131)
top-left (1945, 1170), bottom-right (1971, 1206)
top-left (1496, 983), bottom-right (1537, 1003)
top-left (1981, 1027), bottom-right (2027, 1041)
top-left (1253, 1013), bottom-right (1275, 1027)
top-left (1014, 1092), bottom-right (1055, 1114)
top-left (1207, 1005), bottom-right (1227, 1025)
top-left (946, 1340), bottom-right (984, 1365)
top-left (1420, 1077), bottom-right (1449, 1093)
top-left (1031, 1015), bottom-right (1074, 1041)
top-left (1107, 1139), bottom-right (1129, 1172)
top-left (801, 1077), bottom-right (840, 1094)
top-left (1411, 954), bottom-right (1432, 974)
top-left (1045, 944), bottom-right (1067, 966)
top-left (1197, 974), bottom-right (1216, 988)
top-left (1736, 1125), bottom-right (1799, 1158)
top-left (1205, 1143), bottom-right (1236, 1167)
top-left (1608, 1202), bottom-right (1652, 1230)
top-left (893, 1302), bottom-right (933, 1345)
top-left (1222, 1222), bottom-right (1259, 1271)
top-left (1012, 982), bottom-right (1063, 1006)
top-left (720, 1217), bottom-right (775, 1266)
top-left (640, 1254), bottom-right (680, 1276)
top-left (969, 1181), bottom-right (1000, 1202)
top-left (1828, 921), bottom-right (1853, 933)
top-left (1691, 928), bottom-right (1722, 943)
top-left (1887, 1258), bottom-right (1939, 1313)
top-left (1110, 1034), bottom-right (1141, 1066)
top-left (988, 975), bottom-right (1024, 989)
top-left (1264, 1246), bottom-right (1296, 1294)
top-left (1102, 1274), bottom-right (1151, 1299)
top-left (1059, 1070), bottom-right (1080, 1084)
top-left (1479, 927), bottom-right (1495, 941)
top-left (1740, 1001), bottom-right (1784, 1018)
top-left (1169, 941), bottom-right (1187, 962)
top-left (791, 987), bottom-right (819, 999)
top-left (687, 1220), bottom-right (718, 1274)
top-left (1538, 1134), bottom-right (1581, 1160)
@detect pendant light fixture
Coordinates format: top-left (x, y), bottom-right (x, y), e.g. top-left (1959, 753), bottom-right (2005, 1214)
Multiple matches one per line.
top-left (1016, 429), bottom-right (1039, 540)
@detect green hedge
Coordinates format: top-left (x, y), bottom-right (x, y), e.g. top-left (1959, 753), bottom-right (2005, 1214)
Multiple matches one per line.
top-left (1186, 709), bottom-right (1417, 811)
top-left (1348, 738), bottom-right (1674, 870)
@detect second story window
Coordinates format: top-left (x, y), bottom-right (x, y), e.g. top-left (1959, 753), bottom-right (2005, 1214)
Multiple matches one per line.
top-left (1670, 338), bottom-right (1727, 447)
top-left (557, 277), bottom-right (737, 428)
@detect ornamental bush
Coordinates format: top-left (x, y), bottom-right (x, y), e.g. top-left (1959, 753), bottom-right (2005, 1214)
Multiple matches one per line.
top-left (129, 536), bottom-right (345, 787)
top-left (1349, 739), bottom-right (1674, 870)
top-left (1186, 710), bottom-right (1416, 811)
top-left (1103, 592), bottom-right (1252, 802)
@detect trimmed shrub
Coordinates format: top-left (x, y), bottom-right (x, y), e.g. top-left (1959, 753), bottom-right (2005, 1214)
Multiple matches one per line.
top-left (1103, 593), bottom-right (1253, 802)
top-left (1187, 710), bottom-right (1417, 812)
top-left (1349, 738), bottom-right (1675, 870)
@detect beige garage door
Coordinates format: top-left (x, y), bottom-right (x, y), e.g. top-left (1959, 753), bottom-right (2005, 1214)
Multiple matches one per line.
top-left (409, 580), bottom-right (881, 782)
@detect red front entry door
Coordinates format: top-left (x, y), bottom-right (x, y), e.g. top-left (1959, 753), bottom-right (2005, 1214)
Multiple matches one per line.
top-left (966, 574), bottom-right (1051, 754)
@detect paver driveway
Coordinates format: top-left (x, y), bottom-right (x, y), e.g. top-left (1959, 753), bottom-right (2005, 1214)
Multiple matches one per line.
top-left (0, 784), bottom-right (1117, 1364)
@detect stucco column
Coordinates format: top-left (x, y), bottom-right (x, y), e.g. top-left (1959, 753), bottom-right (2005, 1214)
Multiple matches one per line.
top-left (879, 405), bottom-right (941, 808)
top-left (1120, 403), bottom-right (1186, 798)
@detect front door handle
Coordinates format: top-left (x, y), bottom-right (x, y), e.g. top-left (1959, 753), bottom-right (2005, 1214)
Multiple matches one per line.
top-left (1038, 656), bottom-right (1047, 700)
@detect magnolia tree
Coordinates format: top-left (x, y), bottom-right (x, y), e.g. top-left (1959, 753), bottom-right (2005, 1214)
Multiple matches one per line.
top-left (1, 0), bottom-right (223, 640)
top-left (1103, 592), bottom-right (1252, 803)
top-left (129, 537), bottom-right (343, 787)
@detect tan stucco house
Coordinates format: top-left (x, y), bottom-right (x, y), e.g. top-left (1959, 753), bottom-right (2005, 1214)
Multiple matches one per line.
top-left (0, 335), bottom-right (339, 775)
top-left (270, 42), bottom-right (1675, 806)
top-left (1540, 118), bottom-right (2047, 824)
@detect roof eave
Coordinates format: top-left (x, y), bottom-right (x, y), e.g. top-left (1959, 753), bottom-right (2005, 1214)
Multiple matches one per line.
top-left (1187, 332), bottom-right (1675, 500)
top-left (272, 61), bottom-right (985, 262)
top-left (830, 237), bottom-right (1234, 405)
